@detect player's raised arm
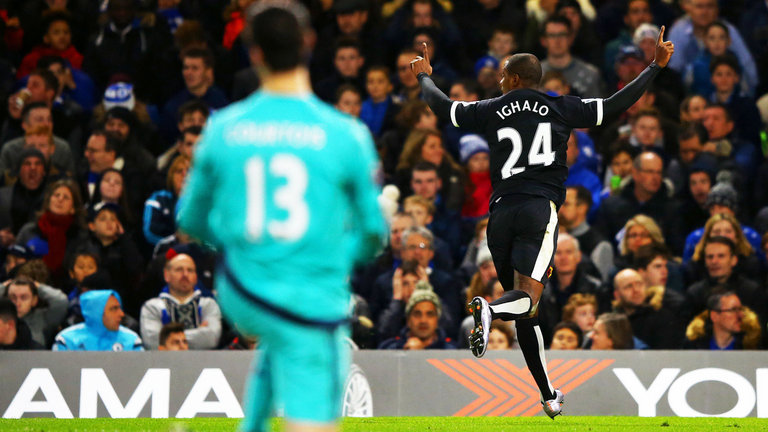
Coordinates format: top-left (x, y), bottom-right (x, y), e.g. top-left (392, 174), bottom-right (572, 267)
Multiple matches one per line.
top-left (602, 25), bottom-right (674, 119)
top-left (411, 42), bottom-right (454, 121)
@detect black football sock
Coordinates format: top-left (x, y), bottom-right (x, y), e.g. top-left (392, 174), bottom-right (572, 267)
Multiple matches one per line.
top-left (515, 316), bottom-right (556, 401)
top-left (489, 290), bottom-right (533, 320)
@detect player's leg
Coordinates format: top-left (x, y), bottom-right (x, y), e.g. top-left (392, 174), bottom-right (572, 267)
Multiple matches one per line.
top-left (482, 198), bottom-right (558, 321)
top-left (240, 346), bottom-right (275, 432)
top-left (216, 283), bottom-right (276, 432)
top-left (281, 322), bottom-right (349, 432)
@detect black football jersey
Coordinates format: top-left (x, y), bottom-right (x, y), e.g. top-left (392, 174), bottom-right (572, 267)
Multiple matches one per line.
top-left (450, 88), bottom-right (603, 208)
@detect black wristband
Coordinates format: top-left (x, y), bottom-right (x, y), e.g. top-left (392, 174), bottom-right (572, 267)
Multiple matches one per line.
top-left (417, 72), bottom-right (430, 81)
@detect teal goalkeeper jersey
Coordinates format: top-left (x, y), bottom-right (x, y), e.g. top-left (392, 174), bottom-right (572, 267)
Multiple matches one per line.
top-left (177, 90), bottom-right (386, 321)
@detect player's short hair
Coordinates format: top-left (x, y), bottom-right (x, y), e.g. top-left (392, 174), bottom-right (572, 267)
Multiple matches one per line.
top-left (709, 53), bottom-right (741, 76)
top-left (243, 0), bottom-right (311, 72)
top-left (596, 312), bottom-right (634, 349)
top-left (632, 243), bottom-right (671, 270)
top-left (504, 53), bottom-right (542, 88)
top-left (159, 322), bottom-right (186, 347)
top-left (677, 122), bottom-right (708, 143)
top-left (567, 185), bottom-right (593, 210)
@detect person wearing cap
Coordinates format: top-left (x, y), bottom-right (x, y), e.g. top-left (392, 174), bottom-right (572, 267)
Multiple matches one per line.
top-left (376, 259), bottom-right (453, 341)
top-left (370, 225), bottom-right (461, 330)
top-left (540, 16), bottom-right (604, 98)
top-left (459, 134), bottom-right (491, 218)
top-left (613, 44), bottom-right (648, 91)
top-left (538, 233), bottom-right (601, 344)
top-left (682, 182), bottom-right (763, 264)
top-left (603, 0), bottom-right (652, 82)
top-left (53, 289), bottom-right (143, 351)
top-left (378, 280), bottom-right (456, 349)
top-left (0, 148), bottom-right (48, 245)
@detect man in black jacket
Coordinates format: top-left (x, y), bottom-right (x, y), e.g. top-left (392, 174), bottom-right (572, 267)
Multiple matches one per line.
top-left (686, 237), bottom-right (767, 327)
top-left (612, 268), bottom-right (682, 349)
top-left (0, 298), bottom-right (43, 350)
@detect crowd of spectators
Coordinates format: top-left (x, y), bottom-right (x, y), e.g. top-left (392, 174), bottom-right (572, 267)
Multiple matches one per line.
top-left (0, 0), bottom-right (767, 352)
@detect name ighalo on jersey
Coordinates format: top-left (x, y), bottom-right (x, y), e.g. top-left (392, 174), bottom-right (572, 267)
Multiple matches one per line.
top-left (495, 99), bottom-right (550, 120)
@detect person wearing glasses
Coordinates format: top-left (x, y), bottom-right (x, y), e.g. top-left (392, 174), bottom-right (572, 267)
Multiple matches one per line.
top-left (684, 291), bottom-right (762, 350)
top-left (370, 226), bottom-right (461, 337)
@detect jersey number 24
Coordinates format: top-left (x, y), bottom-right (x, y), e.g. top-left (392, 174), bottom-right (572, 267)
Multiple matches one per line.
top-left (497, 122), bottom-right (555, 179)
top-left (245, 154), bottom-right (309, 242)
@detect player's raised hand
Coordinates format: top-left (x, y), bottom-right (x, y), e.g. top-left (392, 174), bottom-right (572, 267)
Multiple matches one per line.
top-left (654, 25), bottom-right (674, 68)
top-left (410, 42), bottom-right (433, 77)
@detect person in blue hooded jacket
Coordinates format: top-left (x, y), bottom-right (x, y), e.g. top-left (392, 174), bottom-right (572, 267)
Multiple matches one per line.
top-left (52, 289), bottom-right (143, 351)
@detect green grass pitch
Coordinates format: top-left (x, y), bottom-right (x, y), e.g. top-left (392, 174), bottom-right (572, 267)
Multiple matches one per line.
top-left (1, 417), bottom-right (766, 432)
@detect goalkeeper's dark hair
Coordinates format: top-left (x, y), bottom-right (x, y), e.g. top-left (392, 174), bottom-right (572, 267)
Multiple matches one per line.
top-left (243, 0), bottom-right (311, 72)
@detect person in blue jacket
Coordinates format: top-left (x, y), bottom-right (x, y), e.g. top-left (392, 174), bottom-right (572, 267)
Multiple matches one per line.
top-left (52, 289), bottom-right (143, 351)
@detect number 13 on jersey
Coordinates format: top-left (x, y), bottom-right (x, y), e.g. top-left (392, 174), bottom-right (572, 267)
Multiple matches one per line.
top-left (245, 154), bottom-right (309, 242)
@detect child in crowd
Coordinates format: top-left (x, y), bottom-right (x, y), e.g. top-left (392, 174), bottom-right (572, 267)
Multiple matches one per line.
top-left (459, 134), bottom-right (491, 219)
top-left (17, 12), bottom-right (82, 79)
top-left (334, 84), bottom-right (363, 118)
top-left (360, 66), bottom-right (399, 138)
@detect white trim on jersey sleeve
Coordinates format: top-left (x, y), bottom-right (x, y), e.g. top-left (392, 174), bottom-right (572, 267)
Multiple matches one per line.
top-left (450, 101), bottom-right (477, 128)
top-left (450, 101), bottom-right (460, 128)
top-left (581, 98), bottom-right (604, 127)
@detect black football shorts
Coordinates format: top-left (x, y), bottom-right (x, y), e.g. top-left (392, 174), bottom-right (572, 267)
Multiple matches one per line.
top-left (486, 195), bottom-right (559, 288)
